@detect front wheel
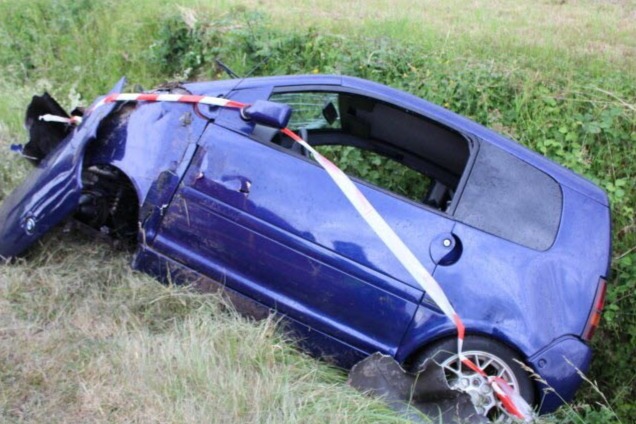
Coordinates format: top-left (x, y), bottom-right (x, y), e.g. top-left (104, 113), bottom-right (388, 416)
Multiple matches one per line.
top-left (413, 336), bottom-right (535, 421)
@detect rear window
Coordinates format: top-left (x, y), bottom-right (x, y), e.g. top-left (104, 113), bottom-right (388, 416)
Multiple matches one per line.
top-left (454, 143), bottom-right (562, 250)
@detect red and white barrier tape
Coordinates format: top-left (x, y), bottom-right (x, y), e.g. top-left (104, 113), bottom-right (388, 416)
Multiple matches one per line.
top-left (461, 356), bottom-right (533, 419)
top-left (39, 114), bottom-right (83, 125)
top-left (41, 93), bottom-right (245, 128)
top-left (93, 92), bottom-right (246, 110)
top-left (41, 92), bottom-right (532, 421)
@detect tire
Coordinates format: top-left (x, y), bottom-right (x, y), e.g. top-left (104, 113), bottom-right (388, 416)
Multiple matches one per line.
top-left (413, 335), bottom-right (535, 421)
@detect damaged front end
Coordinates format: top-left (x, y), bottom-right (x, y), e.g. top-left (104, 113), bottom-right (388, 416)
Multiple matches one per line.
top-left (0, 77), bottom-right (218, 260)
top-left (0, 78), bottom-right (126, 260)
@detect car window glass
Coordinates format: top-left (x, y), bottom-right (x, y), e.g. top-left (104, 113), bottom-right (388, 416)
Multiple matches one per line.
top-left (270, 92), bottom-right (341, 129)
top-left (455, 142), bottom-right (562, 250)
top-left (265, 91), bottom-right (471, 212)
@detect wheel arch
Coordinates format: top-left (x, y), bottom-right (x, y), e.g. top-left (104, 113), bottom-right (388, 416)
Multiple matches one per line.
top-left (77, 163), bottom-right (141, 244)
top-left (401, 330), bottom-right (541, 407)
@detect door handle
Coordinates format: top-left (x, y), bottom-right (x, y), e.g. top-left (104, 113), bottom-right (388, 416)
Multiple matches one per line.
top-left (210, 175), bottom-right (251, 196)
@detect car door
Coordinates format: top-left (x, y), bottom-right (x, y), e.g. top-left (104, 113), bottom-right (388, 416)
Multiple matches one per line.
top-left (151, 85), bottom-right (462, 356)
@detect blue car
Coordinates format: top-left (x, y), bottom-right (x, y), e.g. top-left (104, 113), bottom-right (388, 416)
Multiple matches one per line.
top-left (0, 75), bottom-right (611, 419)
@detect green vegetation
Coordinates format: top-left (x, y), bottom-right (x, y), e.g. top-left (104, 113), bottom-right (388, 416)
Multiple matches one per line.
top-left (316, 146), bottom-right (432, 203)
top-left (0, 0), bottom-right (634, 422)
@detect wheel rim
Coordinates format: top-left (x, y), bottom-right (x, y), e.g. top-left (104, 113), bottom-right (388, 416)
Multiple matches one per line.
top-left (438, 350), bottom-right (520, 421)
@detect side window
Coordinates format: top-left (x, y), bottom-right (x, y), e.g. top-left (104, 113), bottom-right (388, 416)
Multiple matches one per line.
top-left (455, 142), bottom-right (563, 250)
top-left (270, 92), bottom-right (340, 129)
top-left (267, 91), bottom-right (471, 212)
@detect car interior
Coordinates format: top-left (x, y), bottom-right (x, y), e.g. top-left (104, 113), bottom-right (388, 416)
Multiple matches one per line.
top-left (253, 91), bottom-right (471, 212)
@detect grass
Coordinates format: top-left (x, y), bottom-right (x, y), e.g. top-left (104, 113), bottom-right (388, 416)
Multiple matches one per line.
top-left (0, 0), bottom-right (634, 422)
top-left (1, 232), bottom-right (410, 423)
top-left (229, 0), bottom-right (636, 74)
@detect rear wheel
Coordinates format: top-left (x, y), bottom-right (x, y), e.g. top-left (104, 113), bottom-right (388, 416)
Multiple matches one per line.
top-left (413, 336), bottom-right (535, 421)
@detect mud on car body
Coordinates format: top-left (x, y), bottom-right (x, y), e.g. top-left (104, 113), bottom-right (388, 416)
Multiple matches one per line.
top-left (0, 75), bottom-right (611, 419)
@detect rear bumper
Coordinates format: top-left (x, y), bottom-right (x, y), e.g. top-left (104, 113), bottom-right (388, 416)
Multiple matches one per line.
top-left (528, 335), bottom-right (592, 414)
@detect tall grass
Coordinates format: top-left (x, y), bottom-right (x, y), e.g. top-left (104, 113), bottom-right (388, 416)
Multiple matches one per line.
top-left (0, 0), bottom-right (634, 422)
top-left (228, 0), bottom-right (636, 76)
top-left (0, 232), bottom-right (410, 423)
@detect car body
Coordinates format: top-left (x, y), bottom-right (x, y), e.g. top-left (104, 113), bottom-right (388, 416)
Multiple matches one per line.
top-left (0, 75), bottom-right (611, 415)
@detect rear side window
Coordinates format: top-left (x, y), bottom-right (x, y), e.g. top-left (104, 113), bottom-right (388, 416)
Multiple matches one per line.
top-left (455, 143), bottom-right (562, 250)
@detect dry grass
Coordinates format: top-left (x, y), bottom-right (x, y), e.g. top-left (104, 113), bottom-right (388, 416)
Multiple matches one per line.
top-left (208, 0), bottom-right (636, 71)
top-left (0, 232), bottom-right (410, 423)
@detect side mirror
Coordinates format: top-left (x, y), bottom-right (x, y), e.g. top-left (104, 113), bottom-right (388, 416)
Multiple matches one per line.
top-left (240, 100), bottom-right (292, 129)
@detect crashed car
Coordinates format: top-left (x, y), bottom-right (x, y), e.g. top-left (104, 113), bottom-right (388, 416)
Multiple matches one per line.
top-left (0, 75), bottom-right (611, 420)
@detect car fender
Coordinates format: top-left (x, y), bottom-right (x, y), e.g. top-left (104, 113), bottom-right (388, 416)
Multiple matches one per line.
top-left (0, 78), bottom-right (126, 259)
top-left (395, 305), bottom-right (533, 367)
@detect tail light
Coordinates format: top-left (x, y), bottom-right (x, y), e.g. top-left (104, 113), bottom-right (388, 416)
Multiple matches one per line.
top-left (583, 277), bottom-right (607, 341)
